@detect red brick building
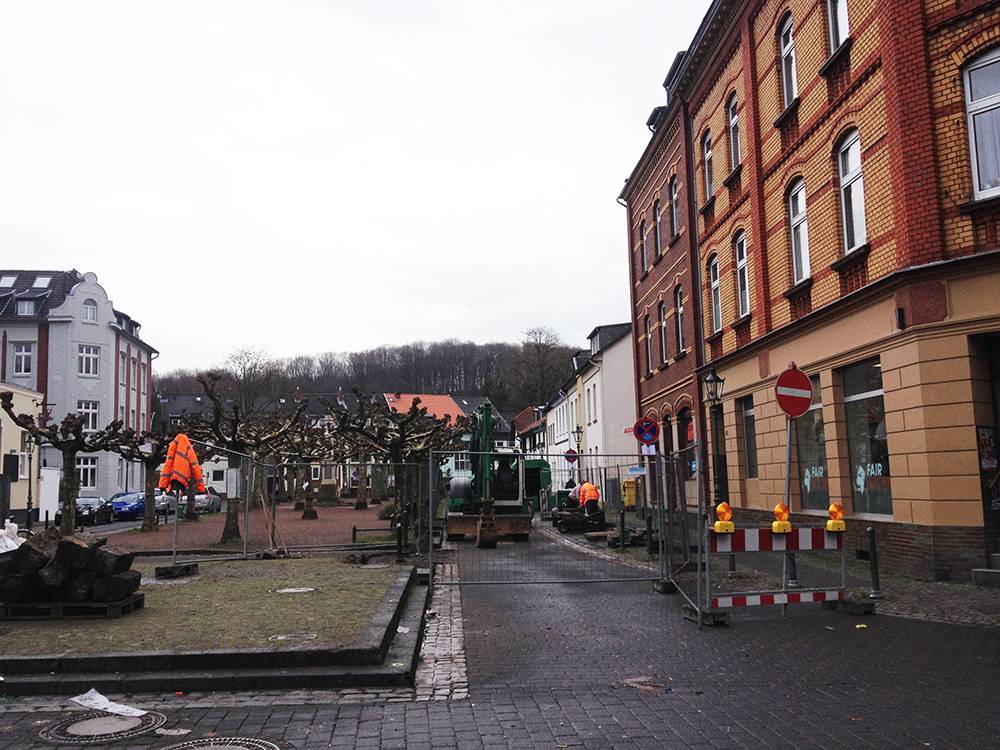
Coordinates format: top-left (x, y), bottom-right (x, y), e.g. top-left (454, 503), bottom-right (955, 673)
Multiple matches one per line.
top-left (623, 0), bottom-right (1000, 580)
top-left (620, 54), bottom-right (702, 461)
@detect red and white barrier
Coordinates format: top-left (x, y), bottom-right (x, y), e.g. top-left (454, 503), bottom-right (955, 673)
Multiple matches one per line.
top-left (710, 527), bottom-right (842, 554)
top-left (711, 590), bottom-right (844, 609)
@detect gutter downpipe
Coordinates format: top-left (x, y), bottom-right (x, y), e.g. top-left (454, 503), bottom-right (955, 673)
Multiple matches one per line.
top-left (682, 97), bottom-right (711, 515)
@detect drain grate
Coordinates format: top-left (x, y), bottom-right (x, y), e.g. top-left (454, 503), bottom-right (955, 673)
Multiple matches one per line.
top-left (158, 739), bottom-right (281, 750)
top-left (39, 710), bottom-right (166, 745)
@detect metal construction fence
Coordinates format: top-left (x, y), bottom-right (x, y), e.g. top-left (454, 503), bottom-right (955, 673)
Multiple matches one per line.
top-left (426, 448), bottom-right (705, 586)
top-left (109, 440), bottom-right (428, 565)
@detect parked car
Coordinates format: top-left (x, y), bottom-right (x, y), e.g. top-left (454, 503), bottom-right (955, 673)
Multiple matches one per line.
top-left (111, 492), bottom-right (148, 521)
top-left (55, 497), bottom-right (113, 527)
top-left (196, 488), bottom-right (222, 513)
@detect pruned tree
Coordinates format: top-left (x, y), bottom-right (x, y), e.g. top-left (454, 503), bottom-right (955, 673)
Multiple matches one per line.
top-left (1, 392), bottom-right (127, 535)
top-left (272, 416), bottom-right (345, 520)
top-left (186, 372), bottom-right (307, 543)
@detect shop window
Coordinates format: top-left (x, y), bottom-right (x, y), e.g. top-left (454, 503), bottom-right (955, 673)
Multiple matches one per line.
top-left (842, 358), bottom-right (892, 514)
top-left (795, 376), bottom-right (828, 509)
top-left (739, 396), bottom-right (758, 479)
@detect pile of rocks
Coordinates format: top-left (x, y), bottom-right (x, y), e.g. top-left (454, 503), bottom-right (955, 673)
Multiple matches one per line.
top-left (0, 529), bottom-right (141, 606)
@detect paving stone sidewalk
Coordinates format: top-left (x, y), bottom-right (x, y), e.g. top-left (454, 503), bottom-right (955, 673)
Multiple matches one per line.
top-left (1, 531), bottom-right (998, 749)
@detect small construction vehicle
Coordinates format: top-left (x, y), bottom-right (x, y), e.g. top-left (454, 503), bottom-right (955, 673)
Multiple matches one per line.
top-left (446, 402), bottom-right (550, 547)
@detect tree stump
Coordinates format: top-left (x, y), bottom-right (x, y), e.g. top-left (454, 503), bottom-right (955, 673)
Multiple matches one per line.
top-left (56, 537), bottom-right (95, 570)
top-left (90, 548), bottom-right (135, 576)
top-left (92, 570), bottom-right (141, 602)
top-left (67, 571), bottom-right (97, 602)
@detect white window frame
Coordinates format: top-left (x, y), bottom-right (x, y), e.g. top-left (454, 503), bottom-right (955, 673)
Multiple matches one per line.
top-left (13, 342), bottom-right (32, 376)
top-left (709, 256), bottom-right (722, 332)
top-left (639, 220), bottom-right (648, 273)
top-left (82, 299), bottom-right (98, 323)
top-left (77, 400), bottom-right (99, 433)
top-left (18, 432), bottom-right (30, 479)
top-left (702, 131), bottom-right (714, 199)
top-left (653, 199), bottom-right (662, 255)
top-left (32, 276), bottom-right (51, 288)
top-left (658, 301), bottom-right (668, 364)
top-left (965, 48), bottom-right (1000, 200)
top-left (727, 95), bottom-right (740, 169)
top-left (669, 176), bottom-right (680, 237)
top-left (827, 0), bottom-right (850, 51)
top-left (780, 16), bottom-right (798, 107)
top-left (0, 275), bottom-right (15, 287)
top-left (674, 287), bottom-right (686, 352)
top-left (311, 465), bottom-right (321, 481)
top-left (838, 129), bottom-right (868, 252)
top-left (77, 456), bottom-right (98, 489)
top-left (789, 179), bottom-right (811, 283)
top-left (16, 299), bottom-right (35, 316)
top-left (644, 316), bottom-right (653, 374)
top-left (78, 344), bottom-right (100, 376)
top-left (735, 232), bottom-right (750, 318)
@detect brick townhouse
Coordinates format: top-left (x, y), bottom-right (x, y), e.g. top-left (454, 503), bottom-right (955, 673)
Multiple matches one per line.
top-left (623, 0), bottom-right (1000, 580)
top-left (0, 270), bottom-right (156, 503)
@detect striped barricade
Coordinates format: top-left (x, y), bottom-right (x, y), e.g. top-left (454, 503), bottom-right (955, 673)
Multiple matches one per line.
top-left (710, 527), bottom-right (843, 554)
top-left (712, 590), bottom-right (844, 609)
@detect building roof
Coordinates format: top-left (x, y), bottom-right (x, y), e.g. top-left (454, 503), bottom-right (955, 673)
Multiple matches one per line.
top-left (384, 393), bottom-right (465, 423)
top-left (453, 395), bottom-right (512, 435)
top-left (0, 269), bottom-right (80, 323)
top-left (586, 323), bottom-right (632, 354)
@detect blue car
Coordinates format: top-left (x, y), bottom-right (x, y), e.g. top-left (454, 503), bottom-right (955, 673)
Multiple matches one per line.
top-left (111, 492), bottom-right (146, 521)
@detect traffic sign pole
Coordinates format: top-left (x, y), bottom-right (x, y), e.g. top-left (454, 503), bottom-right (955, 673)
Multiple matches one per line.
top-left (775, 363), bottom-right (812, 591)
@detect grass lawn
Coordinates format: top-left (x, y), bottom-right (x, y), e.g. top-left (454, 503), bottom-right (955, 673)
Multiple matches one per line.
top-left (0, 558), bottom-right (401, 656)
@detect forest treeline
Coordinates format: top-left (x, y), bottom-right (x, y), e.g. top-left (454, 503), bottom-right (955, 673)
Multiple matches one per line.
top-left (155, 328), bottom-right (577, 415)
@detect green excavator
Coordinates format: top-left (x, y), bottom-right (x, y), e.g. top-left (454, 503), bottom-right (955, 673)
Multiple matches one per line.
top-left (446, 402), bottom-right (551, 548)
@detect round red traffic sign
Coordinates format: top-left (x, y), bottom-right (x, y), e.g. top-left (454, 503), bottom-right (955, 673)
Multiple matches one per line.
top-left (775, 365), bottom-right (813, 418)
top-left (633, 417), bottom-right (660, 445)
top-left (564, 448), bottom-right (578, 464)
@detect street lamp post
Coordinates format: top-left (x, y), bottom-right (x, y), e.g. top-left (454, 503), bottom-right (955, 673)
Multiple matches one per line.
top-left (703, 368), bottom-right (728, 505)
top-left (572, 425), bottom-right (584, 483)
top-left (25, 433), bottom-right (34, 531)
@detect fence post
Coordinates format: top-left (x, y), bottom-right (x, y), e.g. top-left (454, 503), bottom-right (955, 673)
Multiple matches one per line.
top-left (867, 526), bottom-right (884, 599)
top-left (396, 512), bottom-right (405, 563)
top-left (44, 510), bottom-right (49, 530)
top-left (619, 506), bottom-right (626, 548)
top-left (352, 525), bottom-right (357, 544)
top-left (646, 514), bottom-right (654, 556)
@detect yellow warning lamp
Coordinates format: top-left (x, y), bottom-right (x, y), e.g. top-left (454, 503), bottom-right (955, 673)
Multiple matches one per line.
top-left (826, 501), bottom-right (846, 532)
top-left (771, 502), bottom-right (792, 534)
top-left (713, 502), bottom-right (734, 534)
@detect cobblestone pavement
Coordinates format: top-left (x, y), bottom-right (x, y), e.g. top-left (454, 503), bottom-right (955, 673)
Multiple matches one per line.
top-left (1, 530), bottom-right (999, 749)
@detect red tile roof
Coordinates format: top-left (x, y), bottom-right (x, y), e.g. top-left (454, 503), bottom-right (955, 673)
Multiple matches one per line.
top-left (383, 393), bottom-right (465, 423)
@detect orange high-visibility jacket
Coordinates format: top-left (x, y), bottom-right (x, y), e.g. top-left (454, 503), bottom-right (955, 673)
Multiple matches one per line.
top-left (580, 482), bottom-right (600, 503)
top-left (158, 433), bottom-right (207, 494)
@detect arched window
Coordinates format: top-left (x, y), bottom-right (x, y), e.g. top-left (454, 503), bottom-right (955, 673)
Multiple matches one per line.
top-left (788, 179), bottom-right (810, 283)
top-left (734, 231), bottom-right (750, 318)
top-left (644, 315), bottom-right (653, 375)
top-left (674, 286), bottom-right (686, 352)
top-left (838, 129), bottom-right (867, 252)
top-left (82, 299), bottom-right (98, 323)
top-left (827, 0), bottom-right (850, 51)
top-left (639, 219), bottom-right (649, 272)
top-left (727, 95), bottom-right (740, 170)
top-left (702, 131), bottom-right (714, 199)
top-left (779, 15), bottom-right (798, 107)
top-left (965, 48), bottom-right (1000, 200)
top-left (669, 176), bottom-right (680, 236)
top-left (658, 301), bottom-right (668, 364)
top-left (709, 255), bottom-right (722, 333)
top-left (653, 200), bottom-right (662, 255)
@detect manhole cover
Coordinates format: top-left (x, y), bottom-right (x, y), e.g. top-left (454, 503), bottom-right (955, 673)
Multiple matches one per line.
top-left (268, 632), bottom-right (318, 641)
top-left (159, 739), bottom-right (280, 750)
top-left (39, 711), bottom-right (166, 745)
top-left (271, 586), bottom-right (317, 594)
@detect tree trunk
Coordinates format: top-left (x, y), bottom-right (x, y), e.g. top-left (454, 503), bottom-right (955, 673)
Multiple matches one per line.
top-left (141, 461), bottom-right (158, 532)
top-left (302, 465), bottom-right (317, 519)
top-left (59, 448), bottom-right (81, 535)
top-left (185, 479), bottom-right (198, 521)
top-left (355, 459), bottom-right (369, 508)
top-left (219, 463), bottom-right (243, 544)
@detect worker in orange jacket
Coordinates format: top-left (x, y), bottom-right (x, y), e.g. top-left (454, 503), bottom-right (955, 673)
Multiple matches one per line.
top-left (158, 433), bottom-right (207, 495)
top-left (579, 481), bottom-right (602, 515)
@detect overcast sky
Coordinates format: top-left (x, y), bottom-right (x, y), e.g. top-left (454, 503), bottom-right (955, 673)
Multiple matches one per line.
top-left (0, 1), bottom-right (705, 372)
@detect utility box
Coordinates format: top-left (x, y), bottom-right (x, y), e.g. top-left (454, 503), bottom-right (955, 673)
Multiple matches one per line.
top-left (622, 479), bottom-right (637, 509)
top-left (2, 454), bottom-right (19, 481)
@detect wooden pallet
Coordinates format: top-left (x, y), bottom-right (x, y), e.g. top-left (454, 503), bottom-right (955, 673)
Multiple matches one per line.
top-left (0, 593), bottom-right (145, 621)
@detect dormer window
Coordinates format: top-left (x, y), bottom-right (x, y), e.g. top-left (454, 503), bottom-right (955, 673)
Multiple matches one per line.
top-left (83, 299), bottom-right (98, 323)
top-left (32, 276), bottom-right (51, 288)
top-left (16, 299), bottom-right (35, 316)
top-left (0, 275), bottom-right (15, 287)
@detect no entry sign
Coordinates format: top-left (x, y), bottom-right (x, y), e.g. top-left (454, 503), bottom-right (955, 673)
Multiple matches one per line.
top-left (564, 448), bottom-right (578, 464)
top-left (775, 365), bottom-right (813, 418)
top-left (633, 416), bottom-right (660, 445)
